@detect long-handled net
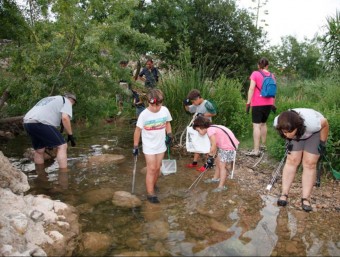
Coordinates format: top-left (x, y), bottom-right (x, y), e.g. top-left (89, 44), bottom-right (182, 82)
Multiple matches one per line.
top-left (266, 142), bottom-right (292, 191)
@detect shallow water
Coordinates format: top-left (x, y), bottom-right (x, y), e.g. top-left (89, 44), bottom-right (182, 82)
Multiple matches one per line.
top-left (2, 121), bottom-right (339, 256)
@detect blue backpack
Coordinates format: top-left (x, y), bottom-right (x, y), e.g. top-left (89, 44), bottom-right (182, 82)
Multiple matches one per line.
top-left (257, 70), bottom-right (277, 98)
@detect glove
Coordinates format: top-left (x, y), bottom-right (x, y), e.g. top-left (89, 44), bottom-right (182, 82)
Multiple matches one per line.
top-left (271, 105), bottom-right (277, 114)
top-left (67, 135), bottom-right (76, 147)
top-left (318, 141), bottom-right (326, 156)
top-left (183, 98), bottom-right (191, 106)
top-left (246, 104), bottom-right (250, 114)
top-left (60, 122), bottom-right (64, 133)
top-left (165, 133), bottom-right (172, 147)
top-left (204, 155), bottom-right (215, 169)
top-left (132, 146), bottom-right (139, 156)
top-left (286, 142), bottom-right (293, 153)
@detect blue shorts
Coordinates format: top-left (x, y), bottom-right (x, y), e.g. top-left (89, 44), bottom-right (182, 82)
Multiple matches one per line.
top-left (24, 123), bottom-right (66, 150)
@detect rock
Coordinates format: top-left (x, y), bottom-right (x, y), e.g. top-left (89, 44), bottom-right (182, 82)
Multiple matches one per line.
top-left (79, 232), bottom-right (112, 256)
top-left (0, 152), bottom-right (81, 257)
top-left (83, 187), bottom-right (116, 205)
top-left (112, 191), bottom-right (142, 208)
top-left (144, 220), bottom-right (169, 240)
top-left (87, 154), bottom-right (125, 166)
top-left (209, 218), bottom-right (230, 233)
top-left (0, 151), bottom-right (30, 194)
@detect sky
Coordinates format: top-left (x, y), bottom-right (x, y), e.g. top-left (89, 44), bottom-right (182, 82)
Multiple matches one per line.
top-left (237, 0), bottom-right (340, 45)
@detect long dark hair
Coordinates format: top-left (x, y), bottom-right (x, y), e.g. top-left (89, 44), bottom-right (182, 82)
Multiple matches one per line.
top-left (276, 110), bottom-right (306, 139)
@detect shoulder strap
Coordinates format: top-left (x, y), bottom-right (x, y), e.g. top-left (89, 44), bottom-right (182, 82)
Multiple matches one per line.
top-left (210, 125), bottom-right (237, 150)
top-left (62, 96), bottom-right (65, 104)
top-left (258, 70), bottom-right (271, 78)
top-left (256, 70), bottom-right (272, 91)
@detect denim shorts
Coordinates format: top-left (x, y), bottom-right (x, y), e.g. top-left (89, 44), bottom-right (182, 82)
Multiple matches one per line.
top-left (24, 123), bottom-right (66, 150)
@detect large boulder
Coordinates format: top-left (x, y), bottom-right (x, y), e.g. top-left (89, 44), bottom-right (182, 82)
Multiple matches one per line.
top-left (0, 151), bottom-right (29, 194)
top-left (87, 154), bottom-right (125, 166)
top-left (112, 191), bottom-right (142, 208)
top-left (0, 151), bottom-right (81, 256)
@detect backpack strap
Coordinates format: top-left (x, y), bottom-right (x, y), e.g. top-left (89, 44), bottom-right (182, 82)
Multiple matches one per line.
top-left (255, 70), bottom-right (272, 91)
top-left (210, 125), bottom-right (237, 150)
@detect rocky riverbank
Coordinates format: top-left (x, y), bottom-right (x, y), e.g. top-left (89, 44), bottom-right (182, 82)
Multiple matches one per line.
top-left (0, 151), bottom-right (80, 256)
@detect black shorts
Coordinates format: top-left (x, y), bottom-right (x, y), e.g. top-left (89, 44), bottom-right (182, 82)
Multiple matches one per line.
top-left (24, 123), bottom-right (66, 150)
top-left (252, 105), bottom-right (271, 124)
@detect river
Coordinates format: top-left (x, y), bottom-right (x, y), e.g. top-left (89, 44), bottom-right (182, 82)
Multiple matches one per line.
top-left (1, 120), bottom-right (339, 256)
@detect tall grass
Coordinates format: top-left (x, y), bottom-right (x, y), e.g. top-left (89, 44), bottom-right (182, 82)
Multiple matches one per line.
top-left (159, 60), bottom-right (247, 144)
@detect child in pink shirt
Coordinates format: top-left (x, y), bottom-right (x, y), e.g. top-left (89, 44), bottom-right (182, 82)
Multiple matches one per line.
top-left (193, 116), bottom-right (239, 192)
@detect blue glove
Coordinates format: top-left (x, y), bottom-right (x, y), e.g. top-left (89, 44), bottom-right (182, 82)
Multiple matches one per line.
top-left (67, 135), bottom-right (76, 147)
top-left (318, 141), bottom-right (326, 156)
top-left (183, 99), bottom-right (191, 106)
top-left (132, 146), bottom-right (139, 156)
top-left (204, 155), bottom-right (215, 169)
top-left (165, 133), bottom-right (172, 147)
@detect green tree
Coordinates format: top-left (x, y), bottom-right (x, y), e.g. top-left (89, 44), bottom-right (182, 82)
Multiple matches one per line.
top-left (269, 36), bottom-right (323, 79)
top-left (2, 0), bottom-right (166, 121)
top-left (0, 0), bottom-right (29, 46)
top-left (132, 0), bottom-right (263, 80)
top-left (321, 10), bottom-right (340, 71)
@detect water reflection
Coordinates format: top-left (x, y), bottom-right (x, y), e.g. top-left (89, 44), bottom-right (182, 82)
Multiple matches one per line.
top-left (2, 122), bottom-right (339, 256)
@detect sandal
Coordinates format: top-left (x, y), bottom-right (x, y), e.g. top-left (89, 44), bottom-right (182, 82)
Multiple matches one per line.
top-left (277, 194), bottom-right (288, 206)
top-left (245, 150), bottom-right (262, 157)
top-left (301, 198), bottom-right (313, 212)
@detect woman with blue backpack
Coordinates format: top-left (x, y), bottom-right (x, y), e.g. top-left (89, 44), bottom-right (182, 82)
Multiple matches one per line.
top-left (246, 57), bottom-right (277, 157)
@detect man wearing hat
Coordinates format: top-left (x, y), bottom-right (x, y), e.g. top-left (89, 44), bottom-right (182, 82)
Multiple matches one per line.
top-left (23, 93), bottom-right (77, 169)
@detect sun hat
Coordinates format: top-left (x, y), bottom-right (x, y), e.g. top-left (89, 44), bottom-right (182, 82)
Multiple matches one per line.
top-left (64, 92), bottom-right (77, 103)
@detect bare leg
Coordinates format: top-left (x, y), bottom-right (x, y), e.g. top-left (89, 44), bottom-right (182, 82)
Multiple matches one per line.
top-left (216, 156), bottom-right (227, 188)
top-left (252, 123), bottom-right (261, 153)
top-left (145, 152), bottom-right (164, 195)
top-left (34, 148), bottom-right (46, 165)
top-left (193, 153), bottom-right (199, 163)
top-left (301, 151), bottom-right (318, 200)
top-left (260, 122), bottom-right (267, 146)
top-left (213, 164), bottom-right (220, 180)
top-left (56, 143), bottom-right (68, 169)
top-left (280, 151), bottom-right (302, 200)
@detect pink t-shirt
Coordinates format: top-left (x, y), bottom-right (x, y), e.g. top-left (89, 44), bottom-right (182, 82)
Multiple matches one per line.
top-left (207, 125), bottom-right (239, 150)
top-left (250, 70), bottom-right (275, 107)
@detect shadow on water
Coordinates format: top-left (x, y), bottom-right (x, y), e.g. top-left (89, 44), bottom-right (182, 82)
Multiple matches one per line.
top-left (2, 120), bottom-right (340, 256)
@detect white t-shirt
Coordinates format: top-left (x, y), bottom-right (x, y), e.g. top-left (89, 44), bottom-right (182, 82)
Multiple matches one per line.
top-left (24, 96), bottom-right (73, 127)
top-left (273, 108), bottom-right (324, 139)
top-left (136, 106), bottom-right (172, 154)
